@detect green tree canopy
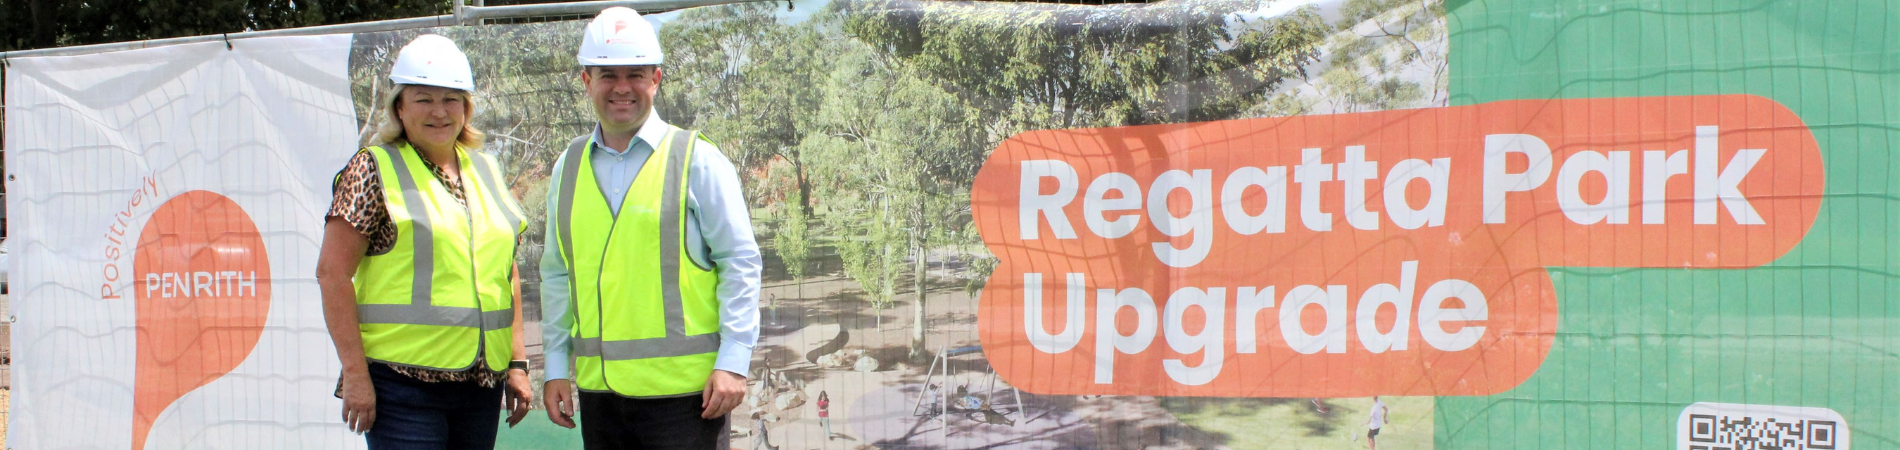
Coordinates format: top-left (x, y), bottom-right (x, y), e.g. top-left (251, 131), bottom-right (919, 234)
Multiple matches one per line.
top-left (1, 0), bottom-right (458, 52)
top-left (659, 1), bottom-right (827, 212)
top-left (839, 0), bottom-right (1329, 135)
top-left (799, 28), bottom-right (982, 353)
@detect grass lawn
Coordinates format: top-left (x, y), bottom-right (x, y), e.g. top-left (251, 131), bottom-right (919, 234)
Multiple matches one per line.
top-left (1161, 396), bottom-right (1434, 450)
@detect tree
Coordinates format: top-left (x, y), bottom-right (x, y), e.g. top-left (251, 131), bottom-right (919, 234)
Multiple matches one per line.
top-left (772, 184), bottom-right (813, 301)
top-left (793, 17), bottom-right (983, 356)
top-left (840, 0), bottom-right (1329, 135)
top-left (0, 0), bottom-right (452, 52)
top-left (659, 1), bottom-right (827, 215)
top-left (658, 4), bottom-right (971, 356)
top-left (837, 0), bottom-right (1328, 301)
top-left (1256, 0), bottom-right (1448, 116)
top-left (824, 0), bottom-right (1329, 341)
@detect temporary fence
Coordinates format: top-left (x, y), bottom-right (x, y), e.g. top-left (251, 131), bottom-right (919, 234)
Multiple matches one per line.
top-left (2, 0), bottom-right (1895, 449)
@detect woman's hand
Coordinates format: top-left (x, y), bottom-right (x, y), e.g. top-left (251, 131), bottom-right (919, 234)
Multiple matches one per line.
top-left (505, 269), bottom-right (534, 428)
top-left (318, 218), bottom-right (375, 434)
top-left (339, 367), bottom-right (376, 434)
top-left (504, 368), bottom-right (534, 427)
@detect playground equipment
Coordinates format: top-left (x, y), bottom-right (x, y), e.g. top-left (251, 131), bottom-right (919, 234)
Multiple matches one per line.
top-left (912, 344), bottom-right (1028, 429)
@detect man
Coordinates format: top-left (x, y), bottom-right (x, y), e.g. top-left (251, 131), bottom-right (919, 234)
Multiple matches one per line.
top-left (540, 7), bottom-right (762, 449)
top-left (1366, 396), bottom-right (1389, 450)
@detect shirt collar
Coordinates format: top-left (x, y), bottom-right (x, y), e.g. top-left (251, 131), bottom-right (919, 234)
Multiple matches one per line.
top-left (591, 110), bottom-right (670, 155)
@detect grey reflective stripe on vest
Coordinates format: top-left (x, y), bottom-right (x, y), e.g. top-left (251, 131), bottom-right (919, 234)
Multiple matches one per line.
top-left (357, 146), bottom-right (514, 331)
top-left (657, 130), bottom-right (694, 339)
top-left (358, 304), bottom-right (516, 330)
top-left (559, 130), bottom-right (721, 361)
top-left (388, 147), bottom-right (435, 311)
top-left (556, 135), bottom-right (589, 313)
top-left (572, 333), bottom-right (720, 360)
top-left (468, 153), bottom-right (522, 233)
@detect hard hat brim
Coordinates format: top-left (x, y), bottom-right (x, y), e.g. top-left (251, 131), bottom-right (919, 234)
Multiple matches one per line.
top-left (579, 56), bottom-right (664, 67)
top-left (390, 74), bottom-right (475, 92)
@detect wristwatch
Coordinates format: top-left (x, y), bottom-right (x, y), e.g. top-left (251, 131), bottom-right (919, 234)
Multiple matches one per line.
top-left (507, 360), bottom-right (530, 373)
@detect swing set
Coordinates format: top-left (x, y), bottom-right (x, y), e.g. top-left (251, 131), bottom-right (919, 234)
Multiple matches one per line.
top-left (912, 345), bottom-right (1030, 427)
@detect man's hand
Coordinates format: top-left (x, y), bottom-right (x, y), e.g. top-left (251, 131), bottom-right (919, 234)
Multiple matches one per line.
top-left (543, 379), bottom-right (578, 429)
top-left (700, 370), bottom-right (747, 419)
top-left (503, 369), bottom-right (534, 427)
top-left (339, 368), bottom-right (376, 434)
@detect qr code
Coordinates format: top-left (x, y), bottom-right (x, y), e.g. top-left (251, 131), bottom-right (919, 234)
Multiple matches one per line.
top-left (1680, 403), bottom-right (1849, 450)
top-left (1685, 414), bottom-right (1838, 450)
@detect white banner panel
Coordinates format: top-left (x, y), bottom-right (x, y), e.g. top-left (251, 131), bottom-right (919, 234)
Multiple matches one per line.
top-left (4, 35), bottom-right (359, 449)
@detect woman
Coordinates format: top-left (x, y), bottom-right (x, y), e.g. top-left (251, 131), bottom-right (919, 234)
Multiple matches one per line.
top-left (316, 34), bottom-right (532, 449)
top-left (817, 391), bottom-right (832, 440)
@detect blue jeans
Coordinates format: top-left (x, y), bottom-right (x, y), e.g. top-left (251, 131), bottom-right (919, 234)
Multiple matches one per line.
top-left (365, 363), bottom-right (504, 450)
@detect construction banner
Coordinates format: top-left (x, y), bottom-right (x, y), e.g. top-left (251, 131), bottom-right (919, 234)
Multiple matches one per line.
top-left (4, 35), bottom-right (359, 449)
top-left (4, 0), bottom-right (1893, 449)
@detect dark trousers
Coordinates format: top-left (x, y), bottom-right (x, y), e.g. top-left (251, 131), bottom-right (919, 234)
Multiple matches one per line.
top-left (580, 391), bottom-right (729, 450)
top-left (364, 363), bottom-right (503, 450)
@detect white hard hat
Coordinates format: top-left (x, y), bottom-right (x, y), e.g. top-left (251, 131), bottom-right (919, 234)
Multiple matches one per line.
top-left (388, 34), bottom-right (475, 91)
top-left (578, 7), bottom-right (663, 66)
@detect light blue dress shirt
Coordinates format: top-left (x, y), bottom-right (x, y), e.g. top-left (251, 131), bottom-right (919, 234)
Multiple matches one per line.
top-left (539, 112), bottom-right (762, 381)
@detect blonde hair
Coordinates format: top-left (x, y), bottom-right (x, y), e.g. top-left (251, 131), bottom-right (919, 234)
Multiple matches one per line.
top-left (369, 84), bottom-right (486, 149)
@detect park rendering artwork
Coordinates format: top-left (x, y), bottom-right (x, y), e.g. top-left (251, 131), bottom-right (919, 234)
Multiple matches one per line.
top-left (345, 0), bottom-right (1458, 447)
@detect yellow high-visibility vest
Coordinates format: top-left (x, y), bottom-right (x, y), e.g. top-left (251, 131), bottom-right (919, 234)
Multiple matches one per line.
top-left (552, 128), bottom-right (722, 398)
top-left (354, 143), bottom-right (525, 371)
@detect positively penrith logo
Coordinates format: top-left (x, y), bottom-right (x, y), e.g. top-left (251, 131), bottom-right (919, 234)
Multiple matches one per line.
top-left (128, 190), bottom-right (271, 450)
top-left (970, 95), bottom-right (1822, 397)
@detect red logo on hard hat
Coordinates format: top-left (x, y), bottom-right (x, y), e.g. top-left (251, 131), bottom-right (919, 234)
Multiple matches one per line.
top-left (603, 19), bottom-right (641, 46)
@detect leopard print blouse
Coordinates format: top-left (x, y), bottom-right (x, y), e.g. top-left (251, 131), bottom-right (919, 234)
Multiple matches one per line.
top-left (327, 147), bottom-right (504, 387)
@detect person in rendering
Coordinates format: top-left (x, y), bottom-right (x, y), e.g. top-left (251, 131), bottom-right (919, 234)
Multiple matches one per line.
top-left (316, 33), bottom-right (533, 449)
top-left (955, 384), bottom-right (982, 411)
top-left (1366, 396), bottom-right (1390, 450)
top-left (538, 6), bottom-right (763, 450)
top-left (924, 383), bottom-right (942, 415)
top-left (751, 411), bottom-right (779, 450)
top-left (817, 391), bottom-right (833, 439)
